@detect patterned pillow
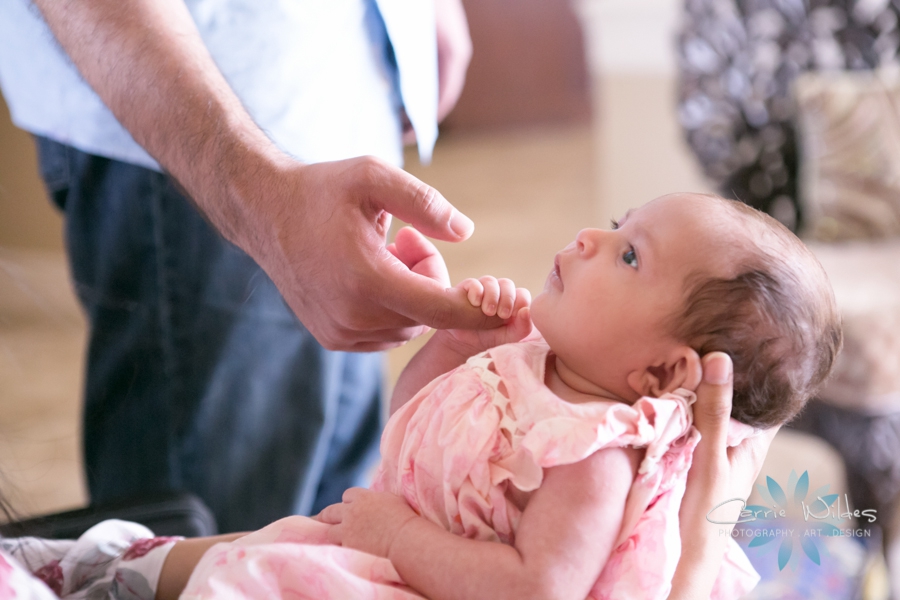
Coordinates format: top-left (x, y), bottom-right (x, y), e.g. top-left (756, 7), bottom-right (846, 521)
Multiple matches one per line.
top-left (794, 67), bottom-right (900, 241)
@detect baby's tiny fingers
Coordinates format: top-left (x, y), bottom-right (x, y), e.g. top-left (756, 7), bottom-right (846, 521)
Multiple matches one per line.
top-left (512, 287), bottom-right (532, 314)
top-left (316, 503), bottom-right (343, 525)
top-left (508, 306), bottom-right (534, 341)
top-left (479, 276), bottom-right (501, 316)
top-left (459, 278), bottom-right (484, 307)
top-left (496, 278), bottom-right (516, 319)
top-left (342, 487), bottom-right (365, 503)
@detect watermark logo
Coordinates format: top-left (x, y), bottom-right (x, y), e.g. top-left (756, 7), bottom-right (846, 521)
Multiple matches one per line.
top-left (706, 470), bottom-right (877, 570)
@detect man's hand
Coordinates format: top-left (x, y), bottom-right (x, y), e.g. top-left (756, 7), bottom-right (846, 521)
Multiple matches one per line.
top-left (685, 353), bottom-right (778, 520)
top-left (253, 158), bottom-right (502, 351)
top-left (669, 352), bottom-right (778, 599)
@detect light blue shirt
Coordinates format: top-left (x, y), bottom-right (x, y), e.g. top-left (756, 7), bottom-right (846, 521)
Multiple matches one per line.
top-left (0, 0), bottom-right (437, 170)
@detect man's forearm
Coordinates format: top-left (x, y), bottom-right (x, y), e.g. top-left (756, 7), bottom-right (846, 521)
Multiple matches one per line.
top-left (32, 0), bottom-right (282, 256)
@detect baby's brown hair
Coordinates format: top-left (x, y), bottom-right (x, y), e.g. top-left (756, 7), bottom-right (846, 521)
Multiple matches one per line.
top-left (669, 197), bottom-right (842, 428)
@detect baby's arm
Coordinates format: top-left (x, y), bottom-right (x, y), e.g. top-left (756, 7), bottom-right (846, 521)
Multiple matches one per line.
top-left (390, 276), bottom-right (532, 414)
top-left (323, 446), bottom-right (640, 600)
top-left (155, 532), bottom-right (248, 600)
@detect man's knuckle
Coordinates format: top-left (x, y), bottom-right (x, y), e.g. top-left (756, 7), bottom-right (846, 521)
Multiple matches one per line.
top-left (356, 155), bottom-right (383, 170)
top-left (409, 180), bottom-right (440, 216)
top-left (351, 155), bottom-right (386, 187)
top-left (699, 404), bottom-right (731, 422)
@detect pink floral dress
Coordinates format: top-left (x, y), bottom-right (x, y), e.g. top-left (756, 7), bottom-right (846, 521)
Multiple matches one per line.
top-left (183, 340), bottom-right (759, 599)
top-left (0, 519), bottom-right (178, 599)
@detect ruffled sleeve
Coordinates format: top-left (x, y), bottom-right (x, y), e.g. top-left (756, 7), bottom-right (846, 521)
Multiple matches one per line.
top-left (0, 547), bottom-right (58, 600)
top-left (0, 519), bottom-right (179, 599)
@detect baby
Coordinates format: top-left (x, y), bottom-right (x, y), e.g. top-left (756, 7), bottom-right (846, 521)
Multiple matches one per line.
top-left (181, 193), bottom-right (841, 600)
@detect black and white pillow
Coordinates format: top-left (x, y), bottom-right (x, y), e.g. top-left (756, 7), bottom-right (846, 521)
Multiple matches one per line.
top-left (677, 0), bottom-right (900, 232)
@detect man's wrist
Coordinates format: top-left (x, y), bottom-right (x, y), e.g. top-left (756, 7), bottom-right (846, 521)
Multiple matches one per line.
top-left (184, 114), bottom-right (293, 263)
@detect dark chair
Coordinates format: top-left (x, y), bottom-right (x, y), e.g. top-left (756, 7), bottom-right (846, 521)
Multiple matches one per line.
top-left (0, 491), bottom-right (217, 540)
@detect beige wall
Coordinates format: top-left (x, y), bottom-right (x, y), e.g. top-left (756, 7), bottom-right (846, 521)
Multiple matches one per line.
top-left (575, 0), bottom-right (714, 220)
top-left (0, 92), bottom-right (63, 250)
top-left (593, 74), bottom-right (713, 220)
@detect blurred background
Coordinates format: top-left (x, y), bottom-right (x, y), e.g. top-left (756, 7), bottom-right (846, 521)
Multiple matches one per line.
top-left (2, 0), bottom-right (898, 597)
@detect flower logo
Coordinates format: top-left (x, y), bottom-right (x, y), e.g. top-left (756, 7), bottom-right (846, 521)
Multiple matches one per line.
top-left (743, 470), bottom-right (844, 570)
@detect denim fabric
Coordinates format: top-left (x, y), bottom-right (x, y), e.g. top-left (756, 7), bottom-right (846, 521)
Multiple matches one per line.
top-left (35, 137), bottom-right (383, 532)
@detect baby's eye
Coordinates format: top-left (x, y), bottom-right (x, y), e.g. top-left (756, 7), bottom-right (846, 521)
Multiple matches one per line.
top-left (610, 218), bottom-right (620, 230)
top-left (623, 247), bottom-right (638, 268)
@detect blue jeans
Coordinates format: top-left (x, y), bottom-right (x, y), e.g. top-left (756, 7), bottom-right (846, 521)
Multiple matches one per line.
top-left (36, 137), bottom-right (383, 532)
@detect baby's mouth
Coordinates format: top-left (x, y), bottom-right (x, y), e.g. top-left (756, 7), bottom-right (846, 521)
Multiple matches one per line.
top-left (551, 255), bottom-right (563, 289)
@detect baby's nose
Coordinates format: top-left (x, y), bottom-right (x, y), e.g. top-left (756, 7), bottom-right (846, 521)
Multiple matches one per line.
top-left (575, 228), bottom-right (603, 255)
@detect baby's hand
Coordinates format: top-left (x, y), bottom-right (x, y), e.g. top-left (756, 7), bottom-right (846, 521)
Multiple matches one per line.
top-left (437, 276), bottom-right (533, 355)
top-left (460, 276), bottom-right (522, 320)
top-left (316, 488), bottom-right (418, 558)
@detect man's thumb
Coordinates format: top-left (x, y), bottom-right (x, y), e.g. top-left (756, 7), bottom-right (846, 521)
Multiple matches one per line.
top-left (694, 352), bottom-right (734, 445)
top-left (376, 167), bottom-right (474, 241)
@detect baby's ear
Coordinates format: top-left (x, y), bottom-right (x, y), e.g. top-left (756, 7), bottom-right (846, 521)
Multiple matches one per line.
top-left (626, 346), bottom-right (702, 397)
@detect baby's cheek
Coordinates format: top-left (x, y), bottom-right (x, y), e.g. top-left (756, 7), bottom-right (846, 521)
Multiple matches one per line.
top-left (529, 292), bottom-right (552, 330)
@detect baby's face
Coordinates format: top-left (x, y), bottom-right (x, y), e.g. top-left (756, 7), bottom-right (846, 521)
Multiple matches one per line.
top-left (531, 193), bottom-right (747, 400)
